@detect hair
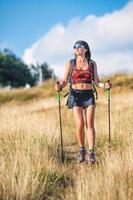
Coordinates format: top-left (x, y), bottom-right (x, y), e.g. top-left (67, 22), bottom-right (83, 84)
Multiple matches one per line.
top-left (74, 40), bottom-right (91, 60)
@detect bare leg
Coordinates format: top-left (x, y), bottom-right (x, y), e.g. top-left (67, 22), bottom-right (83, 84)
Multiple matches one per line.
top-left (72, 106), bottom-right (85, 148)
top-left (84, 105), bottom-right (95, 150)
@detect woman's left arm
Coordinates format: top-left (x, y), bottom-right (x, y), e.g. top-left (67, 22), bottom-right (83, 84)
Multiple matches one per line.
top-left (93, 61), bottom-right (105, 89)
top-left (93, 62), bottom-right (112, 89)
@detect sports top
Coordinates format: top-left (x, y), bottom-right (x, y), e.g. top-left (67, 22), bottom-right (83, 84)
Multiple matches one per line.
top-left (71, 63), bottom-right (92, 84)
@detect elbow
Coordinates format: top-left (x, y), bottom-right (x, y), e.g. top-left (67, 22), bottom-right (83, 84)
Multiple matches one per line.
top-left (94, 80), bottom-right (99, 87)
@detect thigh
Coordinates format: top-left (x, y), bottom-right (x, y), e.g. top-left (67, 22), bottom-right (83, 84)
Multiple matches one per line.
top-left (85, 105), bottom-right (95, 128)
top-left (72, 106), bottom-right (84, 126)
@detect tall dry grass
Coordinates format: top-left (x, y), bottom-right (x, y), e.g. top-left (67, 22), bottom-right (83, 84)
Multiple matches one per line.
top-left (0, 101), bottom-right (70, 199)
top-left (0, 90), bottom-right (133, 199)
top-left (64, 92), bottom-right (133, 200)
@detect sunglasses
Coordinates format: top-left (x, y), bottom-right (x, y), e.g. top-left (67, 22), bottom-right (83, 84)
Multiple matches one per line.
top-left (73, 44), bottom-right (86, 49)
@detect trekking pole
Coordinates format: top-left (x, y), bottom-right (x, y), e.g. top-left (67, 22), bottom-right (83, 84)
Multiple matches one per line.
top-left (56, 82), bottom-right (64, 163)
top-left (107, 80), bottom-right (111, 149)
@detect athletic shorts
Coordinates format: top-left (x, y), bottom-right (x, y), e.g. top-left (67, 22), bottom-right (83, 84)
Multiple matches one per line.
top-left (66, 89), bottom-right (95, 109)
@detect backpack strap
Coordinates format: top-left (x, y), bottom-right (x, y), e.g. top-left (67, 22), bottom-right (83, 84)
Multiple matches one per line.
top-left (89, 59), bottom-right (94, 81)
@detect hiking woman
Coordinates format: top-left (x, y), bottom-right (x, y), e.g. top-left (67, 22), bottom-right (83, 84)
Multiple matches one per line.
top-left (55, 40), bottom-right (111, 164)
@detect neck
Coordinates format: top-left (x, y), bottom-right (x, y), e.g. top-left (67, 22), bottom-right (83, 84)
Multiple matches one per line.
top-left (76, 55), bottom-right (86, 62)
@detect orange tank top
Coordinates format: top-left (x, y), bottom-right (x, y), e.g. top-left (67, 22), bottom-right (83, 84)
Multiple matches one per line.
top-left (72, 64), bottom-right (92, 84)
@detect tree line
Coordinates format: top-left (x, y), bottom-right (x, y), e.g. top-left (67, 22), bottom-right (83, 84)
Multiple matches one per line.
top-left (0, 49), bottom-right (55, 88)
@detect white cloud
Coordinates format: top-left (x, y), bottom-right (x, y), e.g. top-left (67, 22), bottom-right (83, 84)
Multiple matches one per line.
top-left (23, 1), bottom-right (133, 78)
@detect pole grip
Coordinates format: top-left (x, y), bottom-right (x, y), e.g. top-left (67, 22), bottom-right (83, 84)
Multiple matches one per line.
top-left (56, 81), bottom-right (60, 87)
top-left (56, 81), bottom-right (62, 92)
top-left (106, 80), bottom-right (111, 99)
top-left (107, 80), bottom-right (110, 89)
top-left (56, 82), bottom-right (60, 103)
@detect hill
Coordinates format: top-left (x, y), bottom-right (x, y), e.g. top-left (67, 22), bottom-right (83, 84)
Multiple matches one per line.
top-left (0, 73), bottom-right (133, 104)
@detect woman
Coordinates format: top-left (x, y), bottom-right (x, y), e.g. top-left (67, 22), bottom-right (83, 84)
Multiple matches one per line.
top-left (55, 40), bottom-right (111, 164)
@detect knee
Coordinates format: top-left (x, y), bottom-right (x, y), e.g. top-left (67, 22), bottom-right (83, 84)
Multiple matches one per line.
top-left (76, 121), bottom-right (84, 130)
top-left (86, 124), bottom-right (95, 130)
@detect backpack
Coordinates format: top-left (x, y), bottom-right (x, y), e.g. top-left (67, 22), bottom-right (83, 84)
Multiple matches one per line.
top-left (64, 58), bottom-right (98, 99)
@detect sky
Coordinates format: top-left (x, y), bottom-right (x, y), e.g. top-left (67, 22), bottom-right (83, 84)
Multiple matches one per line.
top-left (0, 0), bottom-right (133, 78)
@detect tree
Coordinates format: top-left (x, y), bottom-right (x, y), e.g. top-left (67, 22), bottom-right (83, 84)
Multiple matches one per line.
top-left (0, 49), bottom-right (36, 87)
top-left (30, 62), bottom-right (55, 84)
top-left (41, 62), bottom-right (53, 81)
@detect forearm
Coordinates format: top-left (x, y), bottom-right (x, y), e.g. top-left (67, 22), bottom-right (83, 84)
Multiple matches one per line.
top-left (94, 79), bottom-right (105, 89)
top-left (96, 81), bottom-right (112, 90)
top-left (60, 80), bottom-right (67, 89)
top-left (93, 62), bottom-right (111, 90)
top-left (97, 82), bottom-right (105, 89)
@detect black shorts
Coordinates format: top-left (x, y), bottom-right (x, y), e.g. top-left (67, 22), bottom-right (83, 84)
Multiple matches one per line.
top-left (66, 89), bottom-right (95, 109)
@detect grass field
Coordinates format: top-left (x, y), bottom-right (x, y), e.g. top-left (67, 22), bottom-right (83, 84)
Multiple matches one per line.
top-left (0, 76), bottom-right (133, 199)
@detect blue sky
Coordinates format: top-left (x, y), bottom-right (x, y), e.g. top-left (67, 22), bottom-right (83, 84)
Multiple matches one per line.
top-left (0, 0), bottom-right (128, 56)
top-left (0, 0), bottom-right (132, 77)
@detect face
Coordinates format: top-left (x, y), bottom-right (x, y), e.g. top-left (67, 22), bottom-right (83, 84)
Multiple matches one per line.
top-left (73, 44), bottom-right (87, 56)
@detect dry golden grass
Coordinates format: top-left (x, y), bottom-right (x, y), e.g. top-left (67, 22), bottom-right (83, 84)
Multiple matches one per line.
top-left (63, 91), bottom-right (133, 200)
top-left (0, 102), bottom-right (70, 199)
top-left (0, 79), bottom-right (57, 104)
top-left (0, 83), bottom-right (133, 199)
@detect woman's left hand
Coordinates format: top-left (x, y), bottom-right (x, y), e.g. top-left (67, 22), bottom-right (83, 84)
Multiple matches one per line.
top-left (104, 81), bottom-right (112, 89)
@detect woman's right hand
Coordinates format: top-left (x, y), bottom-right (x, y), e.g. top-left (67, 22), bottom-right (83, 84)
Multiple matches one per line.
top-left (55, 82), bottom-right (62, 91)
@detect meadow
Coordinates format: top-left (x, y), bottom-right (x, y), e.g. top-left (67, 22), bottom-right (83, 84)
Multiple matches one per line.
top-left (0, 75), bottom-right (133, 200)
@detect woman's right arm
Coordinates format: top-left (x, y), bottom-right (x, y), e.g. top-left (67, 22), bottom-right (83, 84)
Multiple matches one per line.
top-left (55, 61), bottom-right (70, 90)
